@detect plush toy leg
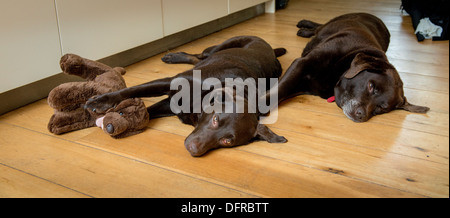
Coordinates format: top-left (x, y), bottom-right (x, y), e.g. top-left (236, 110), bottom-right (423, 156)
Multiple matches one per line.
top-left (60, 54), bottom-right (125, 81)
top-left (48, 108), bottom-right (95, 135)
top-left (48, 81), bottom-right (110, 110)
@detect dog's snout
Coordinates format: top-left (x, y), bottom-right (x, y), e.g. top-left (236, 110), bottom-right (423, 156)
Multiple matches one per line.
top-left (188, 142), bottom-right (198, 154)
top-left (342, 99), bottom-right (370, 123)
top-left (353, 106), bottom-right (368, 122)
top-left (185, 140), bottom-right (201, 157)
top-left (355, 107), bottom-right (365, 119)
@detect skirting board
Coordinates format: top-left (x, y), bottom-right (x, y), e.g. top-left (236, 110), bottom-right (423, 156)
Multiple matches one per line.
top-left (0, 4), bottom-right (265, 115)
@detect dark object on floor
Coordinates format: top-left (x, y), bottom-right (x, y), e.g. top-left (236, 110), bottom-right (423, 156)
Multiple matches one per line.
top-left (401, 0), bottom-right (449, 41)
top-left (276, 0), bottom-right (289, 10)
top-left (47, 54), bottom-right (149, 138)
top-left (280, 13), bottom-right (430, 123)
top-left (85, 36), bottom-right (288, 157)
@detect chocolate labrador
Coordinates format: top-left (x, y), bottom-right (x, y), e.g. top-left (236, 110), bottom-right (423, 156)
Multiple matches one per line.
top-left (276, 13), bottom-right (429, 122)
top-left (85, 36), bottom-right (287, 157)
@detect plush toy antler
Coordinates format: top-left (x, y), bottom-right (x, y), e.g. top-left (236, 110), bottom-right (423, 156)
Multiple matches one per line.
top-left (47, 54), bottom-right (149, 138)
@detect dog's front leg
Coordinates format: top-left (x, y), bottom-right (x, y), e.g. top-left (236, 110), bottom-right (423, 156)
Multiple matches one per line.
top-left (85, 77), bottom-right (173, 113)
top-left (275, 57), bottom-right (312, 103)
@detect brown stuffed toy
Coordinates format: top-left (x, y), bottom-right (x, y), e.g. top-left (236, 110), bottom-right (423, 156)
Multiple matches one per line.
top-left (47, 54), bottom-right (149, 138)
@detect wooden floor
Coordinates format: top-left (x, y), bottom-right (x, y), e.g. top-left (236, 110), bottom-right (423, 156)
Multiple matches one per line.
top-left (0, 0), bottom-right (448, 198)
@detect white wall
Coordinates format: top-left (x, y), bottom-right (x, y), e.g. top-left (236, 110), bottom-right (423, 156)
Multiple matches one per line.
top-left (0, 0), bottom-right (271, 94)
top-left (229, 0), bottom-right (268, 14)
top-left (162, 0), bottom-right (228, 36)
top-left (0, 0), bottom-right (62, 93)
top-left (56, 0), bottom-right (164, 61)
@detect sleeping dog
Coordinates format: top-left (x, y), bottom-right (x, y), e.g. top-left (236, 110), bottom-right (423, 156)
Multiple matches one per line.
top-left (277, 13), bottom-right (429, 122)
top-left (85, 36), bottom-right (287, 157)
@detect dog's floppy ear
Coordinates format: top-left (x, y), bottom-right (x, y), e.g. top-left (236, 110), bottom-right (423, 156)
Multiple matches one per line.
top-left (344, 53), bottom-right (392, 79)
top-left (397, 97), bottom-right (430, 113)
top-left (255, 124), bottom-right (287, 143)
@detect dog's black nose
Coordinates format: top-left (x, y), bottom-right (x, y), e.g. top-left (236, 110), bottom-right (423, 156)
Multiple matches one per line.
top-left (187, 142), bottom-right (199, 156)
top-left (355, 107), bottom-right (366, 121)
top-left (106, 123), bottom-right (114, 134)
top-left (185, 138), bottom-right (204, 157)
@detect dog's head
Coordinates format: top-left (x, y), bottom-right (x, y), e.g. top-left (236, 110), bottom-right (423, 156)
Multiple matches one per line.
top-left (184, 87), bottom-right (286, 157)
top-left (334, 53), bottom-right (429, 122)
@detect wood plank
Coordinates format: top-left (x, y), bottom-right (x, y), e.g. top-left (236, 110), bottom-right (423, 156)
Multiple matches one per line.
top-left (273, 106), bottom-right (449, 163)
top-left (94, 103), bottom-right (447, 197)
top-left (76, 125), bottom-right (423, 197)
top-left (238, 129), bottom-right (449, 198)
top-left (0, 164), bottom-right (89, 198)
top-left (0, 123), bottom-right (255, 198)
top-left (283, 95), bottom-right (449, 137)
top-left (389, 58), bottom-right (449, 79)
top-left (135, 115), bottom-right (448, 197)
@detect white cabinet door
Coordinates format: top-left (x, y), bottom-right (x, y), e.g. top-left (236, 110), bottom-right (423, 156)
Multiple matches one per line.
top-left (0, 0), bottom-right (62, 93)
top-left (162, 0), bottom-right (228, 36)
top-left (56, 0), bottom-right (164, 60)
top-left (228, 0), bottom-right (268, 14)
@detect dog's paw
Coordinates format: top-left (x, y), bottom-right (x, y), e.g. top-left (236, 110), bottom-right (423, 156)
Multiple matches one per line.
top-left (161, 52), bottom-right (191, 64)
top-left (297, 29), bottom-right (316, 38)
top-left (296, 19), bottom-right (319, 29)
top-left (161, 53), bottom-right (175, 63)
top-left (85, 93), bottom-right (121, 114)
top-left (296, 19), bottom-right (309, 28)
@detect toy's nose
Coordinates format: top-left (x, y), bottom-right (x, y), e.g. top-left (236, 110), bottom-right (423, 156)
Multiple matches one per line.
top-left (106, 123), bottom-right (114, 134)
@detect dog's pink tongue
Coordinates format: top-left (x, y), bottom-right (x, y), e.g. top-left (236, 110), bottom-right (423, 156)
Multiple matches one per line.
top-left (96, 116), bottom-right (105, 129)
